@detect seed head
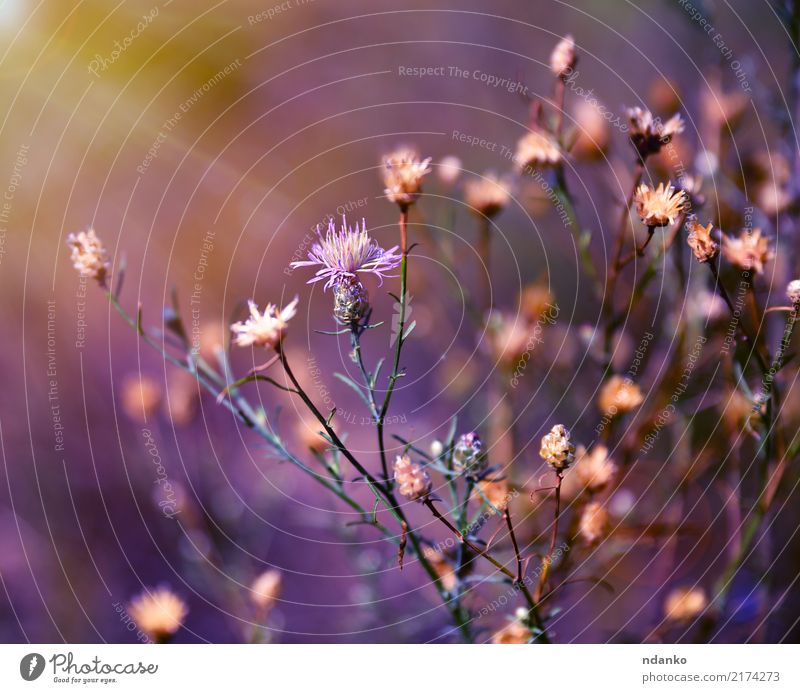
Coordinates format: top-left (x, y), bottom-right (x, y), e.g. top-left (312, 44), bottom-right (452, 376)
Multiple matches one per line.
top-left (478, 478), bottom-right (511, 513)
top-left (539, 424), bottom-right (575, 471)
top-left (121, 375), bottom-right (162, 423)
top-left (127, 587), bottom-right (188, 643)
top-left (230, 297), bottom-right (298, 350)
top-left (464, 172), bottom-right (512, 218)
top-left (579, 501), bottom-right (609, 543)
top-left (383, 148), bottom-right (432, 207)
top-left (598, 375), bottom-right (644, 416)
top-left (437, 156), bottom-right (462, 186)
top-left (550, 34), bottom-right (577, 78)
top-left (515, 130), bottom-right (562, 172)
top-left (491, 615), bottom-right (531, 644)
top-left (664, 586), bottom-right (708, 622)
top-left (686, 218), bottom-right (718, 263)
top-left (423, 546), bottom-right (457, 592)
top-left (393, 454), bottom-right (431, 501)
top-left (626, 107), bottom-right (684, 158)
top-left (634, 183), bottom-right (687, 227)
top-left (787, 280), bottom-right (800, 305)
top-left (250, 569), bottom-right (282, 612)
top-left (574, 444), bottom-right (617, 492)
top-left (66, 228), bottom-right (109, 284)
top-left (721, 228), bottom-right (773, 274)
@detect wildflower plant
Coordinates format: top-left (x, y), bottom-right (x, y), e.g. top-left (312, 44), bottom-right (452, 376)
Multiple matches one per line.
top-left (66, 24), bottom-right (800, 647)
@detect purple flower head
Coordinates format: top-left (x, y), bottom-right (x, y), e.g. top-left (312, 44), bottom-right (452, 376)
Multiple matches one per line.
top-left (290, 216), bottom-right (401, 291)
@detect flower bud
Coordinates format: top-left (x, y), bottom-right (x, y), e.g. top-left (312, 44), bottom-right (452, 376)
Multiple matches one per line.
top-left (393, 455), bottom-right (431, 501)
top-left (453, 432), bottom-right (487, 475)
top-left (333, 276), bottom-right (370, 324)
top-left (539, 424), bottom-right (575, 471)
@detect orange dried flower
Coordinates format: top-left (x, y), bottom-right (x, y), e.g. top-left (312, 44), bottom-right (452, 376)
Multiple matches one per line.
top-left (686, 219), bottom-right (718, 263)
top-left (634, 183), bottom-right (687, 227)
top-left (721, 228), bottom-right (773, 274)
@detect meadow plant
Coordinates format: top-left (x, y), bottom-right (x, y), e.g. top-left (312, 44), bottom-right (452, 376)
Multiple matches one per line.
top-left (67, 30), bottom-right (800, 644)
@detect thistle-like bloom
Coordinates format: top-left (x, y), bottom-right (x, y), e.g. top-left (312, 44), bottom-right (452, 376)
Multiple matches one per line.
top-left (579, 501), bottom-right (609, 543)
top-left (127, 587), bottom-right (188, 643)
top-left (721, 228), bottom-right (773, 274)
top-left (453, 431), bottom-right (488, 475)
top-left (598, 375), bottom-right (644, 416)
top-left (634, 183), bottom-right (687, 227)
top-left (464, 173), bottom-right (512, 218)
top-left (394, 455), bottom-right (431, 501)
top-left (664, 586), bottom-right (708, 622)
top-left (250, 569), bottom-right (282, 612)
top-left (515, 130), bottom-right (562, 171)
top-left (383, 149), bottom-right (432, 207)
top-left (550, 34), bottom-right (576, 78)
top-left (626, 107), bottom-right (684, 158)
top-left (686, 218), bottom-right (718, 263)
top-left (66, 228), bottom-right (109, 284)
top-left (290, 217), bottom-right (401, 290)
top-left (230, 297), bottom-right (298, 350)
top-left (574, 444), bottom-right (617, 492)
top-left (539, 424), bottom-right (575, 471)
top-left (787, 280), bottom-right (800, 305)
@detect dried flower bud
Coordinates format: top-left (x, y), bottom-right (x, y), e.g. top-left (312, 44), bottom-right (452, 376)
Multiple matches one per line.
top-left (664, 586), bottom-right (708, 622)
top-left (437, 156), bottom-right (461, 186)
top-left (423, 546), bottom-right (457, 591)
top-left (677, 173), bottom-right (705, 208)
top-left (634, 183), bottom-right (687, 228)
top-left (230, 297), bottom-right (298, 350)
top-left (383, 148), bottom-right (432, 207)
top-left (721, 228), bottom-right (773, 274)
top-left (579, 501), bottom-right (609, 543)
top-left (430, 440), bottom-right (444, 458)
top-left (121, 375), bottom-right (162, 423)
top-left (127, 587), bottom-right (188, 643)
top-left (686, 219), bottom-right (718, 263)
top-left (393, 455), bottom-right (431, 501)
top-left (515, 130), bottom-right (562, 172)
top-left (492, 616), bottom-right (531, 644)
top-left (550, 34), bottom-right (576, 78)
top-left (66, 228), bottom-right (109, 284)
top-left (574, 444), bottom-right (617, 492)
top-left (165, 370), bottom-right (199, 426)
top-left (464, 172), bottom-right (511, 218)
top-left (626, 107), bottom-right (684, 158)
top-left (479, 478), bottom-right (511, 513)
top-left (453, 432), bottom-right (488, 475)
top-left (250, 569), bottom-right (282, 612)
top-left (333, 276), bottom-right (370, 324)
top-left (571, 99), bottom-right (610, 160)
top-left (787, 280), bottom-right (800, 305)
top-left (539, 424), bottom-right (575, 471)
top-left (598, 375), bottom-right (644, 416)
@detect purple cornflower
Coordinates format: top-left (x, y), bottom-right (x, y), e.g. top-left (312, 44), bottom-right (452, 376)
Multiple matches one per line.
top-left (290, 216), bottom-right (401, 290)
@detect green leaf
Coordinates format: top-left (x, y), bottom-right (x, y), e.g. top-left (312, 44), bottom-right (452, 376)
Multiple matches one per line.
top-left (333, 372), bottom-right (373, 408)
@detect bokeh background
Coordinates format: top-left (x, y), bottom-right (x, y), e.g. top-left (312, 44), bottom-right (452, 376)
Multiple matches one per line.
top-left (1, 0), bottom-right (799, 643)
